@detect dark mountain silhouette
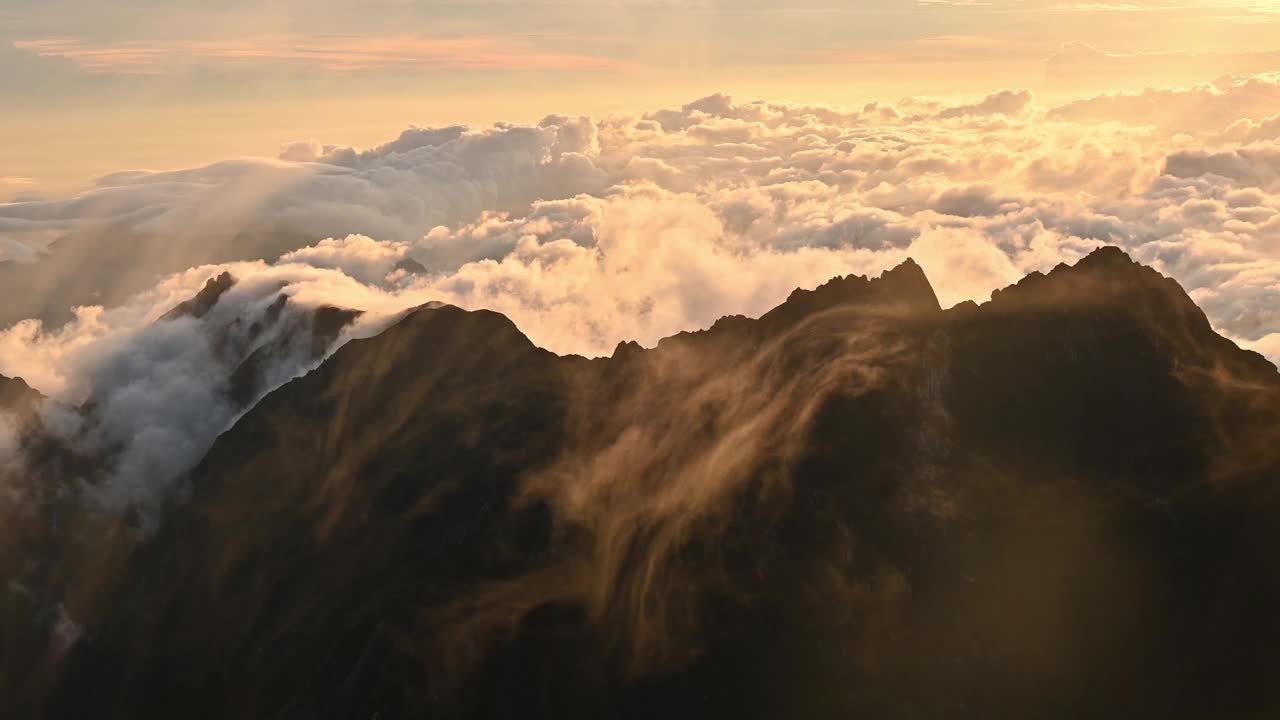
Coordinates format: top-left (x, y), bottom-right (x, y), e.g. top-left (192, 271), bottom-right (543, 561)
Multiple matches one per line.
top-left (0, 373), bottom-right (42, 425)
top-left (10, 248), bottom-right (1280, 719)
top-left (393, 257), bottom-right (429, 275)
top-left (159, 271), bottom-right (238, 322)
top-left (0, 277), bottom-right (364, 713)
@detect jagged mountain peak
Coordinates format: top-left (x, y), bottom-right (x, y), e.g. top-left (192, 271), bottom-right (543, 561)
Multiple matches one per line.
top-left (649, 258), bottom-right (942, 354)
top-left (0, 374), bottom-right (44, 426)
top-left (771, 257), bottom-right (941, 323)
top-left (0, 373), bottom-right (40, 405)
top-left (384, 302), bottom-right (532, 346)
top-left (393, 257), bottom-right (429, 275)
top-left (159, 271), bottom-right (237, 322)
top-left (987, 246), bottom-right (1197, 317)
top-left (980, 246), bottom-right (1277, 377)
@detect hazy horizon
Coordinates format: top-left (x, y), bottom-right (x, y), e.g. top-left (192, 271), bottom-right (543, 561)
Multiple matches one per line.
top-left (5, 0), bottom-right (1280, 194)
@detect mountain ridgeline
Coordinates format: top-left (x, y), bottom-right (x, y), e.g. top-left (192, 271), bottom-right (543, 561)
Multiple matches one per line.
top-left (13, 248), bottom-right (1280, 718)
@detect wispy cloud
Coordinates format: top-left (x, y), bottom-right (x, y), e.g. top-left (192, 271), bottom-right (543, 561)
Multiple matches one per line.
top-left (13, 34), bottom-right (631, 75)
top-left (829, 35), bottom-right (1049, 64)
top-left (1055, 3), bottom-right (1146, 11)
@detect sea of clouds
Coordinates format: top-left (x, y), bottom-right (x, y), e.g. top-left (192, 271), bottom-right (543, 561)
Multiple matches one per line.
top-left (2, 73), bottom-right (1280, 516)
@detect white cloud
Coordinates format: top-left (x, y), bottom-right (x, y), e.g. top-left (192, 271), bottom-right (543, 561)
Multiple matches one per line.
top-left (278, 234), bottom-right (410, 284)
top-left (0, 263), bottom-right (372, 525)
top-left (1047, 72), bottom-right (1280, 135)
top-left (1164, 144), bottom-right (1280, 190)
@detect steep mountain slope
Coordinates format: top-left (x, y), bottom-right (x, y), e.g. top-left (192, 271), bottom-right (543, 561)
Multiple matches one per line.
top-left (32, 248), bottom-right (1280, 719)
top-left (0, 374), bottom-right (41, 416)
top-left (0, 276), bottom-right (365, 714)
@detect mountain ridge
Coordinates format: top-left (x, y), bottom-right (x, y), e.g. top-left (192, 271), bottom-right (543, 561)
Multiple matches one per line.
top-left (9, 247), bottom-right (1280, 719)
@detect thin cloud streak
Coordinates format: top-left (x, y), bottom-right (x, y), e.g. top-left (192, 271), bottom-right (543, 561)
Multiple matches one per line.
top-left (13, 34), bottom-right (633, 75)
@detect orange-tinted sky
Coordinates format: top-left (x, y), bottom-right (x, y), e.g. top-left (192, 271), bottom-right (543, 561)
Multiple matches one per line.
top-left (3, 0), bottom-right (1279, 193)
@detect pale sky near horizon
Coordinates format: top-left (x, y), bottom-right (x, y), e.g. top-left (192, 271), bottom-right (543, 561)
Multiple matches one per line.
top-left (3, 0), bottom-right (1279, 194)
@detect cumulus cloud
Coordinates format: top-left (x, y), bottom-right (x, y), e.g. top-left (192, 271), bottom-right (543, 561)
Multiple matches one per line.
top-left (934, 89), bottom-right (1033, 120)
top-left (1163, 145), bottom-right (1280, 190)
top-left (1047, 72), bottom-right (1280, 135)
top-left (1219, 114), bottom-right (1280, 145)
top-left (278, 234), bottom-right (410, 284)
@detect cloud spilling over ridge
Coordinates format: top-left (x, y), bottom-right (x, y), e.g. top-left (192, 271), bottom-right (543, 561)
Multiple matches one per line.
top-left (0, 211), bottom-right (987, 519)
top-left (0, 218), bottom-right (908, 520)
top-left (0, 264), bottom-right (366, 521)
top-left (2, 77), bottom-right (1280, 517)
top-left (0, 117), bottom-right (610, 325)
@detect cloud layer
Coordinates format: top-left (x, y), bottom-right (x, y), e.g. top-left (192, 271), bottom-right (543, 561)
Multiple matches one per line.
top-left (2, 76), bottom-right (1280, 516)
top-left (5, 77), bottom-right (1279, 344)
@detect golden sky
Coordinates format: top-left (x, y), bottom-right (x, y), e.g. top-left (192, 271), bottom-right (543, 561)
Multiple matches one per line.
top-left (3, 0), bottom-right (1279, 193)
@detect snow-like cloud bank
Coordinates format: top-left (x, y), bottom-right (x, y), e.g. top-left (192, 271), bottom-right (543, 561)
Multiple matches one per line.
top-left (2, 77), bottom-right (1280, 517)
